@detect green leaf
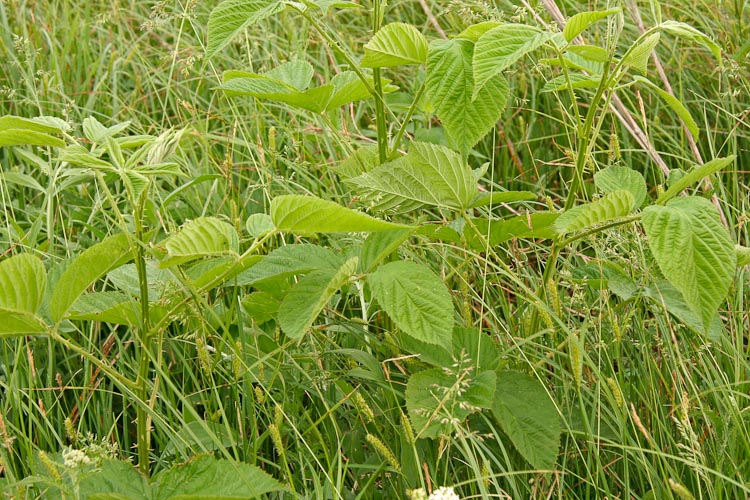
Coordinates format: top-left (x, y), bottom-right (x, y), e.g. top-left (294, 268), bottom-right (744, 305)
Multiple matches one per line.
top-left (541, 73), bottom-right (601, 93)
top-left (406, 368), bottom-right (496, 439)
top-left (358, 228), bottom-right (414, 273)
top-left (0, 130), bottom-right (65, 148)
top-left (246, 213), bottom-right (275, 237)
top-left (206, 0), bottom-right (285, 58)
top-left (78, 460), bottom-right (150, 500)
top-left (657, 156), bottom-right (735, 204)
top-left (492, 370), bottom-right (561, 470)
top-left (622, 32), bottom-right (660, 73)
top-left (0, 171), bottom-right (45, 191)
top-left (277, 258), bottom-right (357, 338)
top-left (465, 212), bottom-right (559, 248)
top-left (658, 20), bottom-right (721, 61)
top-left (643, 280), bottom-right (723, 340)
top-left (565, 44), bottom-right (611, 62)
top-left (737, 245), bottom-right (750, 267)
top-left (455, 21), bottom-right (502, 42)
top-left (160, 217), bottom-right (239, 267)
top-left (335, 145), bottom-right (380, 180)
top-left (368, 261), bottom-right (454, 349)
top-left (163, 421), bottom-right (239, 457)
top-left (632, 75), bottom-right (699, 140)
top-left (473, 24), bottom-right (554, 99)
top-left (187, 255), bottom-right (262, 290)
top-left (59, 145), bottom-right (115, 169)
top-left (50, 233), bottom-right (134, 322)
top-left (554, 190), bottom-right (635, 236)
top-left (67, 292), bottom-right (140, 325)
top-left (219, 74), bottom-right (334, 113)
top-left (326, 71), bottom-right (397, 111)
top-left (0, 115), bottom-right (65, 134)
top-left (426, 39), bottom-right (510, 156)
top-left (242, 291), bottom-right (281, 325)
top-left (153, 455), bottom-right (288, 499)
top-left (362, 22), bottom-right (428, 67)
top-left (0, 310), bottom-right (48, 336)
top-left (233, 243), bottom-right (343, 286)
top-left (563, 8), bottom-right (621, 42)
top-left (271, 195), bottom-right (412, 234)
top-left (265, 60), bottom-right (314, 90)
top-left (0, 253), bottom-right (47, 313)
top-left (347, 142), bottom-right (476, 213)
top-left (82, 117), bottom-right (131, 143)
top-left (642, 196), bottom-right (736, 330)
top-left (594, 166), bottom-right (648, 208)
top-left (468, 191), bottom-right (536, 208)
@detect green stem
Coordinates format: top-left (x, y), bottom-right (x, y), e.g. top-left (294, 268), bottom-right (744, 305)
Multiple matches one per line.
top-left (388, 82), bottom-right (426, 159)
top-left (372, 0), bottom-right (387, 164)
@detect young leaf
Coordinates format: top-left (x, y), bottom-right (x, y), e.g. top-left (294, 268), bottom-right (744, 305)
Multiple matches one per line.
top-left (563, 8), bottom-right (621, 42)
top-left (271, 195), bottom-right (412, 234)
top-left (473, 24), bottom-right (554, 99)
top-left (362, 22), bottom-right (428, 67)
top-left (50, 233), bottom-right (134, 322)
top-left (0, 254), bottom-right (48, 336)
top-left (0, 130), bottom-right (66, 148)
top-left (426, 39), bottom-right (509, 156)
top-left (737, 245), bottom-right (750, 267)
top-left (406, 368), bottom-right (496, 438)
top-left (277, 257), bottom-right (357, 338)
top-left (265, 60), bottom-right (315, 90)
top-left (67, 292), bottom-right (140, 325)
top-left (622, 32), bottom-right (660, 73)
top-left (492, 371), bottom-right (561, 470)
top-left (233, 243), bottom-right (343, 286)
top-left (0, 254), bottom-right (47, 313)
top-left (554, 190), bottom-right (635, 236)
top-left (657, 156), bottom-right (735, 204)
top-left (368, 261), bottom-right (454, 349)
top-left (160, 217), bottom-right (239, 267)
top-left (455, 21), bottom-right (502, 42)
top-left (658, 20), bottom-right (721, 61)
top-left (219, 74), bottom-right (333, 113)
top-left (632, 76), bottom-right (698, 140)
top-left (468, 191), bottom-right (536, 208)
top-left (642, 196), bottom-right (736, 330)
top-left (153, 455), bottom-right (288, 499)
top-left (82, 117), bottom-right (131, 143)
top-left (594, 166), bottom-right (648, 208)
top-left (246, 213), bottom-right (275, 237)
top-left (347, 142), bottom-right (477, 212)
top-left (207, 0), bottom-right (285, 58)
top-left (359, 228), bottom-right (414, 273)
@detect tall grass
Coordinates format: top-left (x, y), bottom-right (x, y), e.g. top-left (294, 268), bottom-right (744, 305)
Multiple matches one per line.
top-left (1, 0), bottom-right (749, 498)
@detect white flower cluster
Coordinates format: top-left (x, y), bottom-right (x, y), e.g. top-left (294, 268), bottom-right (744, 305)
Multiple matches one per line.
top-left (407, 486), bottom-right (460, 500)
top-left (62, 448), bottom-right (92, 469)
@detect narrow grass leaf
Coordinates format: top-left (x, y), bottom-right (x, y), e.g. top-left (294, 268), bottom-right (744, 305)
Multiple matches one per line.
top-left (563, 8), bottom-right (621, 42)
top-left (554, 190), bottom-right (635, 236)
top-left (492, 370), bottom-right (561, 470)
top-left (50, 233), bottom-right (134, 322)
top-left (207, 0), bottom-right (285, 58)
top-left (594, 166), bottom-right (648, 207)
top-left (362, 23), bottom-right (428, 67)
top-left (426, 39), bottom-right (509, 156)
top-left (633, 76), bottom-right (699, 140)
top-left (642, 196), bottom-right (736, 330)
top-left (161, 217), bottom-right (239, 267)
top-left (368, 261), bottom-right (453, 348)
top-left (473, 24), bottom-right (553, 99)
top-left (278, 257), bottom-right (357, 338)
top-left (271, 195), bottom-right (412, 234)
top-left (657, 156), bottom-right (735, 204)
top-left (347, 142), bottom-right (476, 212)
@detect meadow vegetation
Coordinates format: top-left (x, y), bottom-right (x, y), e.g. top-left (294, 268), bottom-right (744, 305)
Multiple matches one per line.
top-left (0, 0), bottom-right (749, 498)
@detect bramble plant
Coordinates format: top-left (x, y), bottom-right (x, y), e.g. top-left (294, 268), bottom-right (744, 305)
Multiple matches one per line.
top-left (1, 0), bottom-right (749, 497)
